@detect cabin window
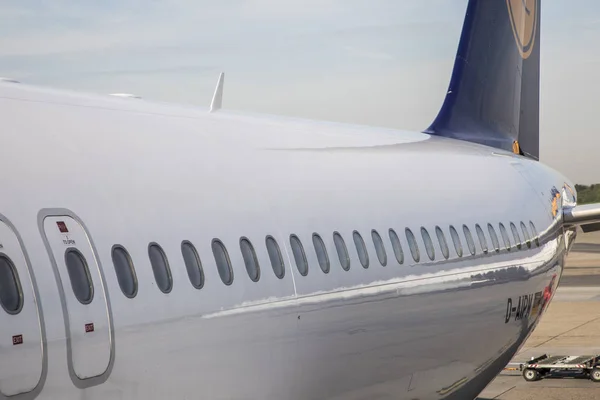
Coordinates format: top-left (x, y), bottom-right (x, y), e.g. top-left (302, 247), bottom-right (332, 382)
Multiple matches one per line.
top-left (463, 225), bottom-right (476, 255)
top-left (421, 227), bottom-right (435, 261)
top-left (388, 229), bottom-right (404, 264)
top-left (405, 228), bottom-right (420, 262)
top-left (475, 224), bottom-right (488, 254)
top-left (112, 245), bottom-right (138, 298)
top-left (211, 239), bottom-right (234, 285)
top-left (266, 236), bottom-right (285, 279)
top-left (487, 224), bottom-right (500, 252)
top-left (499, 223), bottom-right (511, 250)
top-left (290, 235), bottom-right (309, 276)
top-left (181, 241), bottom-right (204, 289)
top-left (353, 231), bottom-right (370, 268)
top-left (371, 230), bottom-right (388, 266)
top-left (529, 221), bottom-right (540, 247)
top-left (0, 254), bottom-right (23, 314)
top-left (149, 243), bottom-right (173, 292)
top-left (520, 221), bottom-right (532, 248)
top-left (449, 225), bottom-right (463, 257)
top-left (333, 232), bottom-right (351, 271)
top-left (312, 234), bottom-right (330, 274)
top-left (435, 226), bottom-right (449, 260)
top-left (240, 238), bottom-right (260, 282)
top-left (65, 248), bottom-right (94, 304)
top-left (510, 222), bottom-right (522, 249)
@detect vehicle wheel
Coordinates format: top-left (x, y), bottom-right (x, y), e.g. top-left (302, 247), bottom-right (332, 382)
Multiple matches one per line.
top-left (523, 368), bottom-right (541, 382)
top-left (590, 368), bottom-right (600, 382)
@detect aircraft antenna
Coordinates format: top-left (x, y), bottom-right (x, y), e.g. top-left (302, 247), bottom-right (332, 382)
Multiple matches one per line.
top-left (210, 72), bottom-right (224, 113)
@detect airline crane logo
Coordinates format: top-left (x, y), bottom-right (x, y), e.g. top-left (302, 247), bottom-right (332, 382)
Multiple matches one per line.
top-left (550, 187), bottom-right (561, 218)
top-left (506, 0), bottom-right (538, 59)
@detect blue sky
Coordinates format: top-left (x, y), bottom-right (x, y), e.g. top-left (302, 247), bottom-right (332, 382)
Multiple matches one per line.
top-left (1, 0), bottom-right (599, 183)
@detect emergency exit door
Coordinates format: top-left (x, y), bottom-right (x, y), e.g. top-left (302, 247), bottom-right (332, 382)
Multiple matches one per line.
top-left (42, 214), bottom-right (112, 382)
top-left (0, 217), bottom-right (44, 397)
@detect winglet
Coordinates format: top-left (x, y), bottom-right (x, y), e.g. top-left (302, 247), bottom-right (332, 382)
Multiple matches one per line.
top-left (210, 72), bottom-right (224, 113)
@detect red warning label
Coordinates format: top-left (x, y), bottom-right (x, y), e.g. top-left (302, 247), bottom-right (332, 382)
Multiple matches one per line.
top-left (85, 323), bottom-right (95, 333)
top-left (56, 221), bottom-right (69, 233)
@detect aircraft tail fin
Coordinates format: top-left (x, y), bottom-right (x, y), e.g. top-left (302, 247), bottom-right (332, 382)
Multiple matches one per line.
top-left (424, 0), bottom-right (540, 160)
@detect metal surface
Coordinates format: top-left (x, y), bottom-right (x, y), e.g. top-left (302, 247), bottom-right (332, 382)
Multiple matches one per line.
top-left (0, 77), bottom-right (574, 399)
top-left (38, 212), bottom-right (114, 388)
top-left (0, 218), bottom-right (45, 399)
top-left (526, 355), bottom-right (599, 369)
top-left (425, 0), bottom-right (541, 159)
top-left (0, 0), bottom-right (585, 398)
top-left (564, 204), bottom-right (600, 226)
top-left (210, 72), bottom-right (224, 113)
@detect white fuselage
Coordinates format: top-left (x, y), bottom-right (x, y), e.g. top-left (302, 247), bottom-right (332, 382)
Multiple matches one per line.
top-left (0, 82), bottom-right (574, 399)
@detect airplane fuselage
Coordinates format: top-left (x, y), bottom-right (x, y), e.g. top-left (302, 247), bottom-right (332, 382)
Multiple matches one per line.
top-left (0, 83), bottom-right (575, 399)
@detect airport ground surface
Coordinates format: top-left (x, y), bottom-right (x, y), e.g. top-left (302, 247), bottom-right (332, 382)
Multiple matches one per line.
top-left (478, 231), bottom-right (600, 399)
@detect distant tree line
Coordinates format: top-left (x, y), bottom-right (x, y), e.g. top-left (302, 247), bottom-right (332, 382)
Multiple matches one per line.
top-left (575, 184), bottom-right (600, 204)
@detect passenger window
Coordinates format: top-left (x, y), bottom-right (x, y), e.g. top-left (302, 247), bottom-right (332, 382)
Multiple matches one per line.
top-left (475, 224), bottom-right (488, 254)
top-left (333, 232), bottom-right (351, 271)
top-left (405, 228), bottom-right (420, 262)
top-left (149, 243), bottom-right (173, 293)
top-left (240, 238), bottom-right (260, 282)
top-left (290, 235), bottom-right (309, 276)
top-left (499, 223), bottom-right (511, 250)
top-left (211, 239), bottom-right (234, 285)
top-left (312, 234), bottom-right (330, 274)
top-left (520, 221), bottom-right (532, 248)
top-left (435, 226), bottom-right (449, 260)
top-left (510, 222), bottom-right (522, 249)
top-left (181, 241), bottom-right (204, 289)
top-left (529, 221), bottom-right (540, 247)
top-left (421, 227), bottom-right (435, 261)
top-left (449, 225), bottom-right (463, 257)
top-left (371, 230), bottom-right (387, 266)
top-left (487, 223), bottom-right (500, 252)
top-left (266, 236), bottom-right (285, 279)
top-left (65, 248), bottom-right (94, 304)
top-left (0, 254), bottom-right (23, 314)
top-left (463, 225), bottom-right (476, 255)
top-left (388, 229), bottom-right (404, 264)
top-left (353, 231), bottom-right (369, 268)
top-left (111, 245), bottom-right (138, 298)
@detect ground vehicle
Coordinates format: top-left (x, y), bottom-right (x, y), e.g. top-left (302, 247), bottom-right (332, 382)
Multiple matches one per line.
top-left (510, 354), bottom-right (600, 382)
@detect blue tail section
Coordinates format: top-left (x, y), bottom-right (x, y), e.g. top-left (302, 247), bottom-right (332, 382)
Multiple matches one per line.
top-left (425, 0), bottom-right (540, 160)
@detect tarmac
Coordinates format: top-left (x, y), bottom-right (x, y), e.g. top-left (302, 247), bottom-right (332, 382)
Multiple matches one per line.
top-left (477, 231), bottom-right (600, 399)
